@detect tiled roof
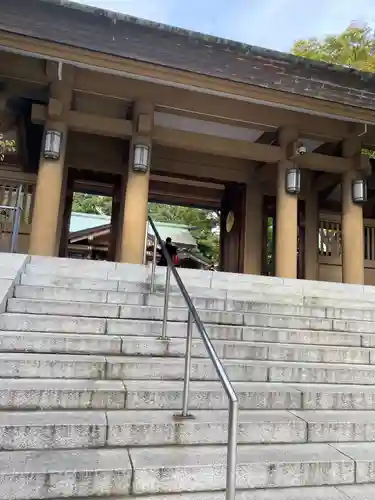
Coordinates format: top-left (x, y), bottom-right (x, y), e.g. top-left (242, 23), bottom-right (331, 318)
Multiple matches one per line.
top-left (1, 0), bottom-right (375, 110)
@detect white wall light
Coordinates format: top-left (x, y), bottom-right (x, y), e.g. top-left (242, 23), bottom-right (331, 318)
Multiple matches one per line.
top-left (285, 166), bottom-right (301, 195)
top-left (352, 179), bottom-right (368, 204)
top-left (133, 144), bottom-right (150, 173)
top-left (44, 130), bottom-right (62, 160)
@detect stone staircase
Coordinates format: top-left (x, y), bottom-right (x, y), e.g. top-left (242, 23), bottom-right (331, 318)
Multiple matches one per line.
top-left (2, 256), bottom-right (375, 498)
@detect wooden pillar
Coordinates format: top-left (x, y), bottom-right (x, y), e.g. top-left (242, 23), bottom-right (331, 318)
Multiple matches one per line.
top-left (58, 171), bottom-right (74, 257)
top-left (120, 102), bottom-right (154, 264)
top-left (29, 63), bottom-right (73, 256)
top-left (341, 138), bottom-right (364, 285)
top-left (243, 179), bottom-right (262, 275)
top-left (275, 128), bottom-right (299, 279)
top-left (342, 170), bottom-right (364, 284)
top-left (304, 172), bottom-right (319, 281)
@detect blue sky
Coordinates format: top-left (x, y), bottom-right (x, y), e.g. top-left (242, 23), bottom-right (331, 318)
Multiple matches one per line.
top-left (75, 0), bottom-right (375, 52)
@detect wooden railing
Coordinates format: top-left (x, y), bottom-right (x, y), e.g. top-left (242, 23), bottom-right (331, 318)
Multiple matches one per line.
top-left (0, 166), bottom-right (37, 253)
top-left (319, 213), bottom-right (375, 268)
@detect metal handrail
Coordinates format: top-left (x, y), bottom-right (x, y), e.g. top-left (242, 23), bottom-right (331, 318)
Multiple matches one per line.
top-left (147, 215), bottom-right (239, 500)
top-left (0, 184), bottom-right (23, 253)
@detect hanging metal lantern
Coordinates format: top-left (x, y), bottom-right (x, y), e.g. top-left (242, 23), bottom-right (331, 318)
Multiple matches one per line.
top-left (133, 144), bottom-right (150, 173)
top-left (285, 166), bottom-right (301, 195)
top-left (352, 179), bottom-right (368, 204)
top-left (44, 130), bottom-right (62, 160)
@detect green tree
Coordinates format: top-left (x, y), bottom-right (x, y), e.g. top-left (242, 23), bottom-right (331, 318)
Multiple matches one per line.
top-left (292, 23), bottom-right (375, 159)
top-left (292, 23), bottom-right (375, 71)
top-left (72, 193), bottom-right (112, 216)
top-left (149, 203), bottom-right (220, 263)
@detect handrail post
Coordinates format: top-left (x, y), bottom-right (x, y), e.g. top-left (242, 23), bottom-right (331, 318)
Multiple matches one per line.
top-left (175, 310), bottom-right (194, 419)
top-left (160, 265), bottom-right (171, 340)
top-left (150, 237), bottom-right (157, 293)
top-left (10, 207), bottom-right (21, 253)
top-left (10, 185), bottom-right (23, 253)
top-left (226, 399), bottom-right (238, 500)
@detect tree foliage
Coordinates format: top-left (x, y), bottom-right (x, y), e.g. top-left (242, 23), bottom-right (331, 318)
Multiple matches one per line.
top-left (71, 194), bottom-right (220, 263)
top-left (0, 133), bottom-right (16, 162)
top-left (72, 193), bottom-right (112, 216)
top-left (148, 203), bottom-right (220, 263)
top-left (292, 23), bottom-right (375, 72)
top-left (292, 23), bottom-right (375, 159)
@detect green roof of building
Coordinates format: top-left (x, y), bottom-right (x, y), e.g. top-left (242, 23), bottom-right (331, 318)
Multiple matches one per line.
top-left (69, 212), bottom-right (197, 247)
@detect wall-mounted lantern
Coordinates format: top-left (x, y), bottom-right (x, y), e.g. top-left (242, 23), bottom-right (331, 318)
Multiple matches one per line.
top-left (133, 144), bottom-right (150, 173)
top-left (352, 179), bottom-right (368, 204)
top-left (44, 130), bottom-right (62, 160)
top-left (285, 166), bottom-right (301, 195)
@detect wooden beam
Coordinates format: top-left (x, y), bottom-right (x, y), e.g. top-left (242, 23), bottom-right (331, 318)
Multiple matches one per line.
top-left (315, 172), bottom-right (340, 191)
top-left (296, 152), bottom-right (352, 173)
top-left (0, 47), bottom-right (371, 144)
top-left (255, 131), bottom-right (277, 145)
top-left (75, 71), bottom-right (359, 142)
top-left (32, 104), bottom-right (132, 138)
top-left (32, 103), bottom-right (356, 172)
top-left (153, 126), bottom-right (283, 163)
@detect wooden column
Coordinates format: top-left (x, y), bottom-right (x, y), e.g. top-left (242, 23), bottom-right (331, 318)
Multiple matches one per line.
top-left (58, 171), bottom-right (74, 257)
top-left (120, 102), bottom-right (154, 264)
top-left (29, 63), bottom-right (73, 256)
top-left (243, 179), bottom-right (262, 275)
top-left (341, 138), bottom-right (364, 285)
top-left (275, 128), bottom-right (299, 279)
top-left (342, 169), bottom-right (364, 285)
top-left (304, 172), bottom-right (319, 281)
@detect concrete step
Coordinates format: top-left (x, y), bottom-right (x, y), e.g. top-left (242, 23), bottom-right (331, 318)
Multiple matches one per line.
top-left (120, 357), bottom-right (375, 384)
top-left (109, 306), bottom-right (369, 331)
top-left (0, 379), bottom-right (126, 409)
top-left (20, 271), bottom-right (121, 291)
top-left (2, 349), bottom-right (375, 383)
top-left (0, 448), bottom-right (132, 499)
top-left (9, 351), bottom-right (375, 383)
top-left (292, 410), bottom-right (375, 443)
top-left (0, 411), bottom-right (107, 450)
top-left (0, 352), bottom-right (264, 382)
top-left (0, 353), bottom-right (106, 379)
top-left (7, 298), bottom-right (121, 318)
top-left (118, 305), bottom-right (333, 329)
top-left (125, 380), bottom-right (375, 411)
top-left (15, 285), bottom-right (110, 303)
top-left (8, 408), bottom-right (370, 450)
top-left (16, 285), bottom-right (375, 325)
top-left (107, 356), bottom-right (269, 382)
top-left (331, 442), bottom-right (375, 484)
top-left (118, 336), bottom-right (370, 364)
top-left (107, 409), bottom-right (306, 446)
top-left (92, 486), bottom-right (360, 500)
top-left (18, 275), bottom-right (375, 313)
top-left (294, 383), bottom-right (375, 410)
top-left (0, 313), bottom-right (106, 334)
top-left (270, 361), bottom-right (375, 385)
top-left (109, 319), bottom-right (363, 347)
top-left (242, 326), bottom-right (362, 347)
top-left (129, 443), bottom-right (354, 494)
top-left (0, 332), bottom-right (368, 364)
top-left (0, 331), bottom-right (122, 354)
top-left (337, 485), bottom-right (375, 499)
top-left (125, 380), bottom-right (302, 410)
top-left (0, 409), bottom-right (305, 450)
